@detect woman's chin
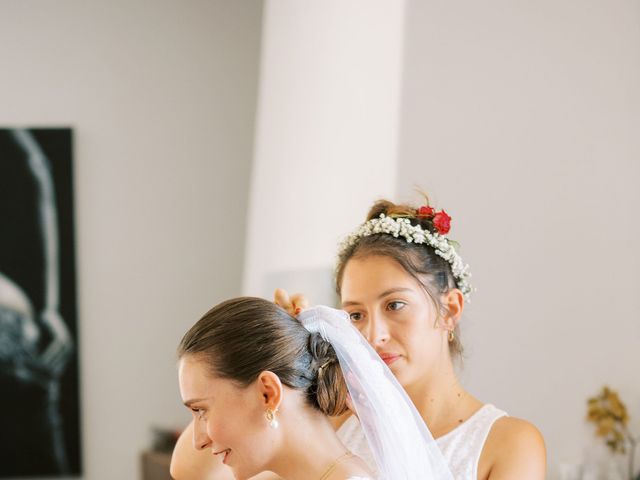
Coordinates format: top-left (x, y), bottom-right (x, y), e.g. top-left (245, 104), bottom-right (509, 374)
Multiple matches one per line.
top-left (229, 461), bottom-right (262, 480)
top-left (230, 468), bottom-right (251, 480)
top-left (386, 360), bottom-right (405, 377)
top-left (391, 364), bottom-right (416, 388)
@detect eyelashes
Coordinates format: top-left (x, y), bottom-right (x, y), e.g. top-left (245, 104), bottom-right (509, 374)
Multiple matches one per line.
top-left (348, 300), bottom-right (408, 322)
top-left (387, 301), bottom-right (406, 311)
top-left (191, 408), bottom-right (206, 419)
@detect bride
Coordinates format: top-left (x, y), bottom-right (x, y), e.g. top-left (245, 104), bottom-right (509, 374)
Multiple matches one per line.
top-left (178, 297), bottom-right (452, 479)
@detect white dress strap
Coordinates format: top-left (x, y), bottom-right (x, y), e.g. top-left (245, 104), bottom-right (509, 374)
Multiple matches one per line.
top-left (436, 404), bottom-right (508, 479)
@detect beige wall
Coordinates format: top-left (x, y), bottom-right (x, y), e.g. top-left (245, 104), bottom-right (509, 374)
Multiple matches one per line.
top-left (397, 0), bottom-right (640, 477)
top-left (0, 1), bottom-right (262, 478)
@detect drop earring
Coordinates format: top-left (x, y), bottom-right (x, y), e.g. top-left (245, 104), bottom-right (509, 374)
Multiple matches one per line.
top-left (265, 408), bottom-right (279, 429)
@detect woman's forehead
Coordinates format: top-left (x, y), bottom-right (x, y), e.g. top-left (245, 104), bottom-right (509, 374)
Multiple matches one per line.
top-left (179, 356), bottom-right (221, 394)
top-left (345, 255), bottom-right (409, 277)
top-left (341, 256), bottom-right (423, 297)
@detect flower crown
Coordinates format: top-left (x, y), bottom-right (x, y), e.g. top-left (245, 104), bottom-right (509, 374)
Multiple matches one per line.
top-left (338, 206), bottom-right (474, 301)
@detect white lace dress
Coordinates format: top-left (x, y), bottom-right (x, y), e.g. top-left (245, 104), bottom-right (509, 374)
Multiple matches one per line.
top-left (337, 404), bottom-right (507, 480)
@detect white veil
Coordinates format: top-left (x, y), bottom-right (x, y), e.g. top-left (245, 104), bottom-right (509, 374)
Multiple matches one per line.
top-left (299, 306), bottom-right (454, 480)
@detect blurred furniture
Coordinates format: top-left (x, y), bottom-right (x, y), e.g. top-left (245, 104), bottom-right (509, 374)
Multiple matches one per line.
top-left (141, 450), bottom-right (172, 480)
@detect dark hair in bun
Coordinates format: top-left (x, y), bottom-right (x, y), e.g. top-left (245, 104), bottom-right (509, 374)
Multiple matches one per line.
top-left (178, 297), bottom-right (348, 416)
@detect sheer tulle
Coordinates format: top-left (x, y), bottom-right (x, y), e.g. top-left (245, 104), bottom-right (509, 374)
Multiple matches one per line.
top-left (299, 306), bottom-right (454, 480)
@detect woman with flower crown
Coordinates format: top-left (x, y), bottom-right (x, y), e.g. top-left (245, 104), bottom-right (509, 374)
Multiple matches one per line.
top-left (171, 198), bottom-right (546, 480)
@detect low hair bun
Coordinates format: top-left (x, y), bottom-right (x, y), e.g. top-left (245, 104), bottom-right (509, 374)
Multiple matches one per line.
top-left (307, 332), bottom-right (349, 417)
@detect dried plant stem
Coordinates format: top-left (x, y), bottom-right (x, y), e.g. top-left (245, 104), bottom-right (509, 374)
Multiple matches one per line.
top-left (623, 426), bottom-right (637, 480)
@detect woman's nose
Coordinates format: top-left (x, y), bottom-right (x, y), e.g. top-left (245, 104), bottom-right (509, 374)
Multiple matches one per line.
top-left (366, 314), bottom-right (390, 347)
top-left (192, 421), bottom-right (212, 450)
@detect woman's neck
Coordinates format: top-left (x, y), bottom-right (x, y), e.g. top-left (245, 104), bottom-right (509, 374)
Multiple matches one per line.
top-left (269, 412), bottom-right (351, 480)
top-left (404, 356), bottom-right (482, 438)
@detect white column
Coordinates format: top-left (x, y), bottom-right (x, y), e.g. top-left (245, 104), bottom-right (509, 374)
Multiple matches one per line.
top-left (243, 0), bottom-right (406, 303)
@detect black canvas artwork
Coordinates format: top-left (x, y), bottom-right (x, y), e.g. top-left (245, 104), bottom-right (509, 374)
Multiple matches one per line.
top-left (0, 129), bottom-right (81, 477)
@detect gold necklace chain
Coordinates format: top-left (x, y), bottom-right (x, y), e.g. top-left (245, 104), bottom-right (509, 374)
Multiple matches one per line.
top-left (318, 451), bottom-right (354, 480)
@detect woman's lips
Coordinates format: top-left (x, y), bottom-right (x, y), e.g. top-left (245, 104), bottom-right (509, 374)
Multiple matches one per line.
top-left (214, 449), bottom-right (231, 464)
top-left (378, 353), bottom-right (400, 365)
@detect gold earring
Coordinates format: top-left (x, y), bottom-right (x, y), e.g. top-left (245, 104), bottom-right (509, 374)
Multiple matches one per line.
top-left (265, 408), bottom-right (279, 429)
top-left (448, 330), bottom-right (455, 342)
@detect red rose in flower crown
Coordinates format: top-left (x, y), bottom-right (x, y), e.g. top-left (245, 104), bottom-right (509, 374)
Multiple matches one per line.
top-left (417, 205), bottom-right (435, 217)
top-left (432, 210), bottom-right (451, 234)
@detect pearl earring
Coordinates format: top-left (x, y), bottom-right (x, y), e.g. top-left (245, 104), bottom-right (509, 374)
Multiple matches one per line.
top-left (265, 408), bottom-right (279, 429)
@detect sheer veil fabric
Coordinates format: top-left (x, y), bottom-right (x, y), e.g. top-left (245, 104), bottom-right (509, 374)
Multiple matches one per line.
top-left (299, 307), bottom-right (454, 480)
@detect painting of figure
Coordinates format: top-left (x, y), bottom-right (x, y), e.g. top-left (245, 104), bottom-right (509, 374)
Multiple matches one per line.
top-left (0, 129), bottom-right (81, 477)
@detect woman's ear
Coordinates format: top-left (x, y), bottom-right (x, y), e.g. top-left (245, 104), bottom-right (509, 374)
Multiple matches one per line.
top-left (440, 288), bottom-right (464, 331)
top-left (256, 371), bottom-right (283, 411)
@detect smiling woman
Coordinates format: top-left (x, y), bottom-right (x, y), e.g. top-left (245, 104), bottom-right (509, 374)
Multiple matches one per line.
top-left (176, 298), bottom-right (374, 480)
top-left (179, 356), bottom-right (269, 469)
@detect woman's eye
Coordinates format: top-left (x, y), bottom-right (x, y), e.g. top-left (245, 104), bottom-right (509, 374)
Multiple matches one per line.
top-left (192, 408), bottom-right (206, 419)
top-left (349, 312), bottom-right (362, 322)
top-left (387, 301), bottom-right (406, 311)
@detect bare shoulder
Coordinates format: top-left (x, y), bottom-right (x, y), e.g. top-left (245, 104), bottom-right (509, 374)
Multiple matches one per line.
top-left (479, 416), bottom-right (546, 480)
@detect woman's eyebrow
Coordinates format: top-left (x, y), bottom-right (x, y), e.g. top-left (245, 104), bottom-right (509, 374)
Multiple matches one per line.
top-left (341, 299), bottom-right (362, 307)
top-left (377, 287), bottom-right (413, 299)
top-left (183, 397), bottom-right (207, 407)
top-left (342, 287), bottom-right (413, 307)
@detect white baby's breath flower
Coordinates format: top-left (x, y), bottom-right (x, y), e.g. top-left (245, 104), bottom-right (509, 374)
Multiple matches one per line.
top-left (338, 214), bottom-right (474, 302)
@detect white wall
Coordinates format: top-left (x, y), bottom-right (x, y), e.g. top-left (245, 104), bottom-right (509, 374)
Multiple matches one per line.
top-left (397, 0), bottom-right (640, 477)
top-left (0, 1), bottom-right (262, 478)
top-left (242, 0), bottom-right (405, 301)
